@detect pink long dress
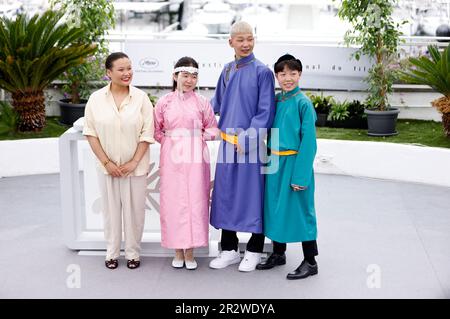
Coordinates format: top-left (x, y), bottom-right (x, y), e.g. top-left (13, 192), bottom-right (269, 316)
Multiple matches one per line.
top-left (154, 90), bottom-right (219, 249)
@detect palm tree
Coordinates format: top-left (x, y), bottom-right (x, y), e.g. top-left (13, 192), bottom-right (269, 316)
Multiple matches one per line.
top-left (0, 10), bottom-right (97, 132)
top-left (401, 44), bottom-right (450, 137)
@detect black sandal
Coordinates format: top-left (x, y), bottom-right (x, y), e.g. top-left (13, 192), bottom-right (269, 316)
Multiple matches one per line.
top-left (105, 259), bottom-right (118, 269)
top-left (127, 259), bottom-right (140, 269)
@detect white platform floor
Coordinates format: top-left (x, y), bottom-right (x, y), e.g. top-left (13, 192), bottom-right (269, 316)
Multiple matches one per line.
top-left (0, 173), bottom-right (449, 299)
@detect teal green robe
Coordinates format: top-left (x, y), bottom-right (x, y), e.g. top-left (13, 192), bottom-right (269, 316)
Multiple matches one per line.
top-left (264, 87), bottom-right (318, 243)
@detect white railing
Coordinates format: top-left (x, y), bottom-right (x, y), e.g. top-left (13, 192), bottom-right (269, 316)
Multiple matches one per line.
top-left (105, 32), bottom-right (450, 49)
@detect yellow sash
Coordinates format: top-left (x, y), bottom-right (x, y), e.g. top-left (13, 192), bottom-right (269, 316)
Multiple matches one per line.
top-left (221, 131), bottom-right (238, 145)
top-left (270, 149), bottom-right (298, 156)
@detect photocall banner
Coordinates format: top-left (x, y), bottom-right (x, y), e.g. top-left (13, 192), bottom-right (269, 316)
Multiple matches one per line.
top-left (124, 39), bottom-right (372, 90)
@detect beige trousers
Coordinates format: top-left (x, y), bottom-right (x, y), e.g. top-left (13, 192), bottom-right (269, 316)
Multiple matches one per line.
top-left (97, 171), bottom-right (147, 260)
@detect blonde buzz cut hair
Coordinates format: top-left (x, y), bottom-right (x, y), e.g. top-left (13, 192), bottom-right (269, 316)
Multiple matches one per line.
top-left (230, 21), bottom-right (254, 37)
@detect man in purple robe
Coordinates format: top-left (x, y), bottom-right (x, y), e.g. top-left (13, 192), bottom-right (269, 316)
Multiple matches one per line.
top-left (209, 21), bottom-right (275, 272)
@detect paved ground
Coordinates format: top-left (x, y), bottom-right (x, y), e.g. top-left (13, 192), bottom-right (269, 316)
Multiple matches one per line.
top-left (0, 173), bottom-right (449, 299)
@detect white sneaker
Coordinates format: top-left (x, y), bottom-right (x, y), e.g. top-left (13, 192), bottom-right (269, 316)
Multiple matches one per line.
top-left (185, 259), bottom-right (198, 270)
top-left (172, 258), bottom-right (184, 268)
top-left (209, 250), bottom-right (241, 269)
top-left (238, 251), bottom-right (262, 272)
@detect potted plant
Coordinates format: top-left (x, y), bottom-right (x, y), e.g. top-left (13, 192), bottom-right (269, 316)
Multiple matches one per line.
top-left (401, 43), bottom-right (450, 137)
top-left (346, 100), bottom-right (368, 129)
top-left (307, 92), bottom-right (334, 127)
top-left (329, 101), bottom-right (350, 128)
top-left (0, 11), bottom-right (96, 132)
top-left (50, 0), bottom-right (115, 125)
top-left (329, 100), bottom-right (368, 129)
top-left (337, 0), bottom-right (406, 136)
top-left (57, 56), bottom-right (108, 125)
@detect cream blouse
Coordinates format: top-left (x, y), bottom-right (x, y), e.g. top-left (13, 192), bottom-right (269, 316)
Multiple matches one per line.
top-left (83, 83), bottom-right (155, 176)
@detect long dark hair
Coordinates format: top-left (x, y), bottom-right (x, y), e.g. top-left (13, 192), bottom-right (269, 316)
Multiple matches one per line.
top-left (172, 56), bottom-right (199, 91)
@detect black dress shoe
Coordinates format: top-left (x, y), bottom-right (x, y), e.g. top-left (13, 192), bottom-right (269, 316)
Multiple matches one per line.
top-left (256, 253), bottom-right (286, 270)
top-left (286, 260), bottom-right (318, 280)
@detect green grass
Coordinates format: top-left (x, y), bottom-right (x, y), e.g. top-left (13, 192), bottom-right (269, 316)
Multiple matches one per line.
top-left (0, 117), bottom-right (69, 141)
top-left (317, 119), bottom-right (450, 148)
top-left (1, 118), bottom-right (449, 149)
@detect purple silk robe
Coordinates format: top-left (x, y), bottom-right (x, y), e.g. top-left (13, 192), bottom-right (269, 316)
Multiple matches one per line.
top-left (210, 53), bottom-right (275, 233)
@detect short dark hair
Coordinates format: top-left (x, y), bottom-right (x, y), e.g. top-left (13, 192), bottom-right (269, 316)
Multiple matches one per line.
top-left (274, 54), bottom-right (302, 73)
top-left (105, 52), bottom-right (129, 70)
top-left (172, 56), bottom-right (199, 91)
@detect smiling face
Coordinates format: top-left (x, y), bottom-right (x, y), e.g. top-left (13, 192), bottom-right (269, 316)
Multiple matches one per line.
top-left (106, 57), bottom-right (133, 87)
top-left (173, 71), bottom-right (198, 92)
top-left (229, 33), bottom-right (255, 59)
top-left (276, 65), bottom-right (301, 92)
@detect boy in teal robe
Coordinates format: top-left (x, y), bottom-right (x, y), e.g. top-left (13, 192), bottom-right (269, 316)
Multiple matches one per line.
top-left (257, 54), bottom-right (319, 280)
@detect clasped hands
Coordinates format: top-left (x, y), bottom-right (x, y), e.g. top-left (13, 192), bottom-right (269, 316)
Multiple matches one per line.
top-left (105, 160), bottom-right (139, 177)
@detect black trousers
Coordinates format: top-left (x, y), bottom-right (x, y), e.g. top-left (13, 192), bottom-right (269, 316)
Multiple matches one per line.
top-left (272, 240), bottom-right (318, 259)
top-left (220, 229), bottom-right (265, 253)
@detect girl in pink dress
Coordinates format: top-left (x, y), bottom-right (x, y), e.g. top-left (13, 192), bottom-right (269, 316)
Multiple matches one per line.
top-left (154, 57), bottom-right (219, 270)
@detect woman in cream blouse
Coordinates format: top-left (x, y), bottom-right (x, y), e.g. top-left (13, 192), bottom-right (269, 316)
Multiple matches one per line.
top-left (83, 52), bottom-right (155, 270)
